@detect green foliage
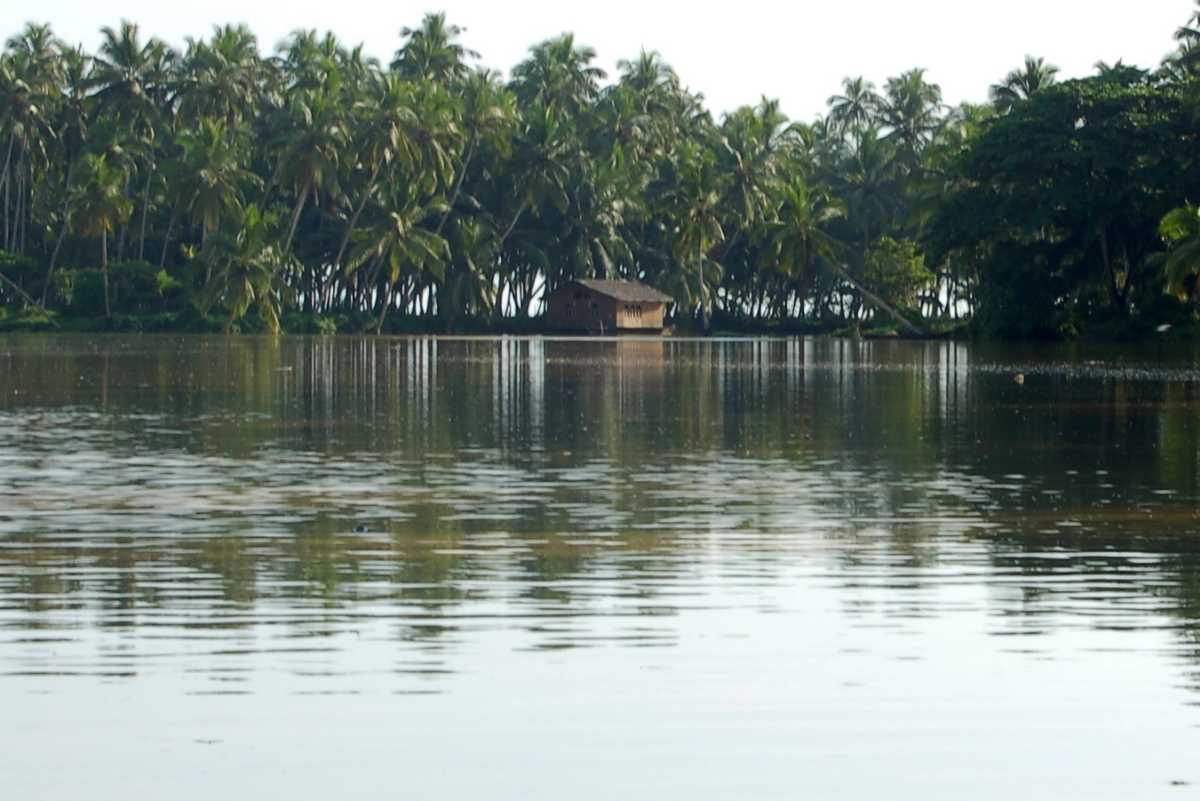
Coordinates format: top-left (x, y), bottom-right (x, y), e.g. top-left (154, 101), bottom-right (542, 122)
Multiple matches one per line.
top-left (54, 261), bottom-right (185, 316)
top-left (863, 237), bottom-right (931, 311)
top-left (3, 9), bottom-right (1200, 338)
top-left (930, 68), bottom-right (1200, 337)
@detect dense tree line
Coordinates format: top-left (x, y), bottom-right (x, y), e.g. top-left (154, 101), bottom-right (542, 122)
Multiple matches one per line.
top-left (2, 7), bottom-right (1200, 336)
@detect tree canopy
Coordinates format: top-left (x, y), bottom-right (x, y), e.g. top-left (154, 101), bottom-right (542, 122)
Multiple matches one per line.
top-left (2, 9), bottom-right (1200, 337)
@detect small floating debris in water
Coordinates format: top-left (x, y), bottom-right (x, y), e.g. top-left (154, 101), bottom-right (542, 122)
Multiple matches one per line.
top-left (1014, 373), bottom-right (1025, 385)
top-left (1158, 324), bottom-right (1174, 334)
top-left (353, 524), bottom-right (369, 534)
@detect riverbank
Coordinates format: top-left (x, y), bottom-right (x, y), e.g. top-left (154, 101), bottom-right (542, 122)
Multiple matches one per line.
top-left (6, 303), bottom-right (1197, 342)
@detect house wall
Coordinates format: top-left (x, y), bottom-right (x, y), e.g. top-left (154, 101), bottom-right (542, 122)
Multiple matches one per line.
top-left (615, 302), bottom-right (665, 330)
top-left (546, 287), bottom-right (618, 332)
top-left (546, 285), bottom-right (666, 332)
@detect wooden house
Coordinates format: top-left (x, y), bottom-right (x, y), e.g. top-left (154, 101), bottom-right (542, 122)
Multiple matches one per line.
top-left (545, 279), bottom-right (674, 334)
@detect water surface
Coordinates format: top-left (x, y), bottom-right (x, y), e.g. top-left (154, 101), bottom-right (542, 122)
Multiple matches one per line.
top-left (1, 335), bottom-right (1199, 800)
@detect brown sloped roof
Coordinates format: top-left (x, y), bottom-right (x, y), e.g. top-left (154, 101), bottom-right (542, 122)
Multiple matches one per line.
top-left (573, 279), bottom-right (674, 304)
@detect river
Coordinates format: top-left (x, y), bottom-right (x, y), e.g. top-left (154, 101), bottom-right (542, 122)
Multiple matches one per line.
top-left (1, 335), bottom-right (1198, 799)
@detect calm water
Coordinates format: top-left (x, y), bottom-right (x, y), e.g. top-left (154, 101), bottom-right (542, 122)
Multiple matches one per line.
top-left (2, 335), bottom-right (1200, 799)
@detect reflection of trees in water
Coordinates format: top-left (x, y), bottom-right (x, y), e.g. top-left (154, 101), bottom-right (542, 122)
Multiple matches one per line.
top-left (4, 336), bottom-right (1200, 677)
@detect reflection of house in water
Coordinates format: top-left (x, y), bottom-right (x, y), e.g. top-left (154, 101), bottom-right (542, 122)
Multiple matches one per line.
top-left (545, 279), bottom-right (674, 334)
top-left (545, 338), bottom-right (666, 369)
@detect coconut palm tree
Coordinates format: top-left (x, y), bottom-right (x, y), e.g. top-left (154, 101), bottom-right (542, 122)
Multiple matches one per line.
top-left (177, 24), bottom-right (265, 127)
top-left (178, 119), bottom-right (261, 254)
top-left (663, 140), bottom-right (726, 329)
top-left (1158, 205), bottom-right (1200, 303)
top-left (347, 184), bottom-right (449, 332)
top-left (42, 45), bottom-right (92, 302)
top-left (759, 176), bottom-right (843, 304)
top-left (272, 80), bottom-right (348, 255)
top-left (880, 69), bottom-right (943, 174)
top-left (201, 204), bottom-right (287, 332)
top-left (989, 56), bottom-right (1059, 112)
top-left (71, 153), bottom-right (133, 317)
top-left (827, 76), bottom-right (881, 142)
top-left (334, 72), bottom-right (433, 271)
top-left (391, 13), bottom-right (477, 84)
top-left (510, 34), bottom-right (606, 120)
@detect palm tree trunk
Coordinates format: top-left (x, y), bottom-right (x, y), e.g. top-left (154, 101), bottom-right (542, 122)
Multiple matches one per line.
top-left (158, 205), bottom-right (178, 269)
top-left (137, 168), bottom-right (154, 262)
top-left (42, 159), bottom-right (78, 306)
top-left (498, 200), bottom-right (528, 247)
top-left (102, 230), bottom-right (111, 318)
top-left (434, 136), bottom-right (476, 238)
top-left (283, 180), bottom-right (311, 255)
top-left (334, 163), bottom-right (381, 270)
top-left (0, 135), bottom-right (14, 250)
top-left (828, 262), bottom-right (921, 335)
top-left (375, 280), bottom-right (394, 334)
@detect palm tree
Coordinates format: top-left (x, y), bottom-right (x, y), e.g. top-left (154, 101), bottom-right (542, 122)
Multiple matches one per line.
top-left (43, 45), bottom-right (92, 303)
top-left (347, 184), bottom-right (449, 332)
top-left (880, 68), bottom-right (943, 173)
top-left (178, 119), bottom-right (261, 255)
top-left (510, 34), bottom-right (606, 120)
top-left (433, 69), bottom-right (512, 237)
top-left (718, 98), bottom-right (793, 259)
top-left (989, 56), bottom-right (1059, 112)
top-left (664, 140), bottom-right (726, 329)
top-left (91, 21), bottom-right (177, 261)
top-left (759, 176), bottom-right (843, 306)
top-left (201, 204), bottom-right (287, 332)
top-left (272, 81), bottom-right (348, 254)
top-left (391, 13), bottom-right (477, 84)
top-left (1, 24), bottom-right (61, 255)
top-left (334, 72), bottom-right (433, 271)
top-left (71, 153), bottom-right (133, 317)
top-left (177, 24), bottom-right (265, 127)
top-left (1158, 205), bottom-right (1200, 303)
top-left (1174, 2), bottom-right (1200, 73)
top-left (827, 76), bottom-right (880, 142)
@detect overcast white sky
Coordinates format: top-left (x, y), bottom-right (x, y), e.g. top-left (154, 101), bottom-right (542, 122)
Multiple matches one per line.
top-left (6, 1), bottom-right (1195, 119)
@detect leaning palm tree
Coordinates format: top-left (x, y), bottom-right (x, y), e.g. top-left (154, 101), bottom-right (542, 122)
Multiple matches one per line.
top-left (989, 56), bottom-right (1059, 112)
top-left (71, 153), bottom-right (133, 317)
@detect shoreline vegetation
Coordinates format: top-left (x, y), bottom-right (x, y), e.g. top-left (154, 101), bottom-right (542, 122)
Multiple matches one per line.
top-left (3, 9), bottom-right (1200, 339)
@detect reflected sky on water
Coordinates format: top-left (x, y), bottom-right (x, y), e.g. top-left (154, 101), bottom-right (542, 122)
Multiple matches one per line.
top-left (1, 335), bottom-right (1199, 800)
